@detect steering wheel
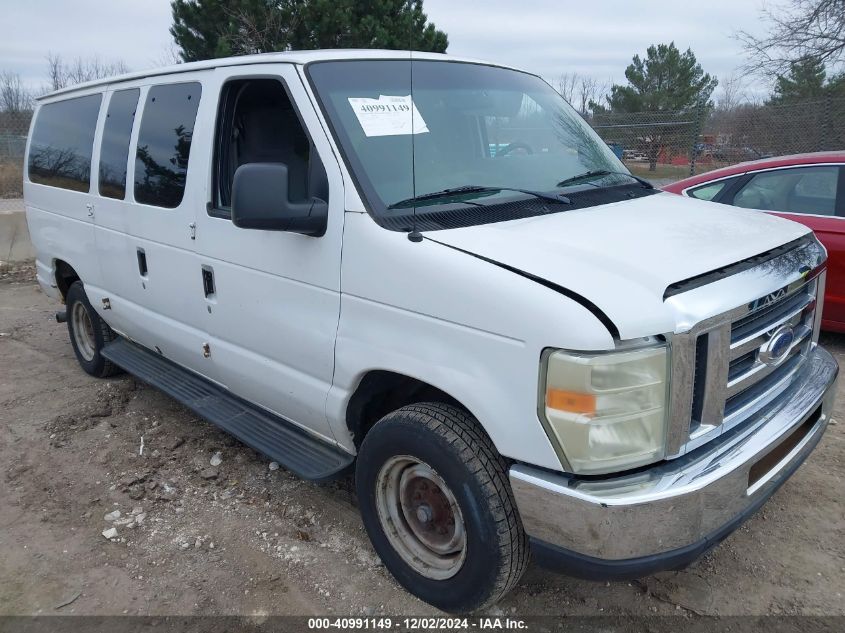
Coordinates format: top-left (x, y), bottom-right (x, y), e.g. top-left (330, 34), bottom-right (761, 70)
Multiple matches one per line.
top-left (495, 141), bottom-right (534, 158)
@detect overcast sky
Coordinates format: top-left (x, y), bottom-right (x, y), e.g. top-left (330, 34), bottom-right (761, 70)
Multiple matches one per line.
top-left (1, 0), bottom-right (770, 98)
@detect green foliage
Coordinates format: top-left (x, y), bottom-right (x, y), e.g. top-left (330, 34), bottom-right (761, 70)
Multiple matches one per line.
top-left (768, 56), bottom-right (845, 103)
top-left (170, 0), bottom-right (448, 63)
top-left (599, 42), bottom-right (718, 113)
top-left (170, 0), bottom-right (236, 61)
top-left (591, 43), bottom-right (716, 172)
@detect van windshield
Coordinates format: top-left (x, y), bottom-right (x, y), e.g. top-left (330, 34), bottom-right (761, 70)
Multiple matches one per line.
top-left (307, 60), bottom-right (652, 231)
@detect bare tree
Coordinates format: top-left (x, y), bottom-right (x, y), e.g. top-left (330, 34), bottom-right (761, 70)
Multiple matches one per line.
top-left (45, 52), bottom-right (129, 91)
top-left (577, 75), bottom-right (606, 115)
top-left (737, 0), bottom-right (845, 77)
top-left (716, 73), bottom-right (746, 111)
top-left (557, 72), bottom-right (578, 103)
top-left (152, 43), bottom-right (184, 68)
top-left (0, 71), bottom-right (33, 112)
top-left (46, 52), bottom-right (63, 92)
top-left (224, 4), bottom-right (303, 56)
top-left (557, 72), bottom-right (606, 115)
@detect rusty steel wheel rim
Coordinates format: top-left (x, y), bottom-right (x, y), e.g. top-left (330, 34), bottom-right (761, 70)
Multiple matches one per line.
top-left (375, 455), bottom-right (467, 580)
top-left (71, 301), bottom-right (96, 362)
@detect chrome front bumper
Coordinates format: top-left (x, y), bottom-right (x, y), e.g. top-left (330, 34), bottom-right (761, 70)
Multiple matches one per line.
top-left (510, 345), bottom-right (838, 577)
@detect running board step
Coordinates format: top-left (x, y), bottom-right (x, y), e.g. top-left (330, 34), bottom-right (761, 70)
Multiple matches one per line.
top-left (101, 338), bottom-right (354, 481)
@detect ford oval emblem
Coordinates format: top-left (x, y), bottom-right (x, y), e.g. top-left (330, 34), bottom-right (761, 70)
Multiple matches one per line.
top-left (759, 326), bottom-right (795, 366)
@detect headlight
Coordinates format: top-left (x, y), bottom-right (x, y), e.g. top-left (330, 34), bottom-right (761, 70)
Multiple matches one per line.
top-left (540, 344), bottom-right (669, 474)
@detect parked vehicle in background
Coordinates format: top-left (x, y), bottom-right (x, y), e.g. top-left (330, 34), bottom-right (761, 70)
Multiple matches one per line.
top-left (24, 51), bottom-right (838, 612)
top-left (712, 146), bottom-right (771, 163)
top-left (622, 149), bottom-right (648, 161)
top-left (664, 152), bottom-right (845, 332)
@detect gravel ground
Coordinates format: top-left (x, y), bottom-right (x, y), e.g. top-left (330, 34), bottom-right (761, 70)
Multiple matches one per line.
top-left (1, 266), bottom-right (844, 617)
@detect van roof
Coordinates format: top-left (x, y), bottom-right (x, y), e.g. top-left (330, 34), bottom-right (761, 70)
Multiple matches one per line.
top-left (39, 49), bottom-right (520, 101)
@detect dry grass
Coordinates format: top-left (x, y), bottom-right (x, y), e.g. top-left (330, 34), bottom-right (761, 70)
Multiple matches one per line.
top-left (625, 161), bottom-right (727, 183)
top-left (0, 160), bottom-right (24, 198)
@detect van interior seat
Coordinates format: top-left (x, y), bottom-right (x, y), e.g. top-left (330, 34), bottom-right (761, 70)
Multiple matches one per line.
top-left (232, 82), bottom-right (310, 202)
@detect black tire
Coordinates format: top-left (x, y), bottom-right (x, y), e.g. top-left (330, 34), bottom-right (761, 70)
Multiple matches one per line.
top-left (66, 281), bottom-right (120, 378)
top-left (356, 402), bottom-right (529, 613)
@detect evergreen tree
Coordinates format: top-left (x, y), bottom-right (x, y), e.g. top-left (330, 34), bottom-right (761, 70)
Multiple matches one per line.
top-left (602, 43), bottom-right (717, 113)
top-left (170, 0), bottom-right (448, 62)
top-left (768, 56), bottom-right (845, 103)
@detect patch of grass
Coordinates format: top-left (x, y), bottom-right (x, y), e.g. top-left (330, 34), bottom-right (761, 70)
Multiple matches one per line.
top-left (0, 160), bottom-right (24, 198)
top-left (625, 162), bottom-right (691, 181)
top-left (625, 161), bottom-right (726, 183)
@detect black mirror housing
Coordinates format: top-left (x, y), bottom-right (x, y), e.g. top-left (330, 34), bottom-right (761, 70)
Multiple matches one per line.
top-left (231, 163), bottom-right (328, 237)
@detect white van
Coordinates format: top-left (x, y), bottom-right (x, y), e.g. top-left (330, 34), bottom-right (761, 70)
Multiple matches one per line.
top-left (24, 50), bottom-right (837, 612)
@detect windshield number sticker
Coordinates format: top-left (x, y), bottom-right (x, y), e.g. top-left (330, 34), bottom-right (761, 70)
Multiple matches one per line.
top-left (347, 95), bottom-right (429, 137)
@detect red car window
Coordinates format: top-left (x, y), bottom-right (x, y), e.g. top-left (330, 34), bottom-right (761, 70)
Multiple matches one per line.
top-left (733, 166), bottom-right (838, 216)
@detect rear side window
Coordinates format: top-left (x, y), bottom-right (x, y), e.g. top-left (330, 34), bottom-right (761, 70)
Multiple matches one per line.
top-left (99, 89), bottom-right (140, 199)
top-left (687, 180), bottom-right (730, 201)
top-left (134, 82), bottom-right (201, 208)
top-left (28, 94), bottom-right (102, 192)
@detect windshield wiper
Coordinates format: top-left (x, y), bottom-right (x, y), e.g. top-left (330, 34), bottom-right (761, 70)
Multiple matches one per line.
top-left (387, 185), bottom-right (570, 210)
top-left (556, 170), bottom-right (654, 189)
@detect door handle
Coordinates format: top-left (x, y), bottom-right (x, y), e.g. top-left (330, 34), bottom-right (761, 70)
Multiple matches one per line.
top-left (201, 266), bottom-right (215, 298)
top-left (136, 248), bottom-right (148, 277)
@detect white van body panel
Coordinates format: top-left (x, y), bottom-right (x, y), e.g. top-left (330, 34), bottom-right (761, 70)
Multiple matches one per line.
top-left (98, 74), bottom-right (211, 377)
top-left (191, 64), bottom-right (346, 443)
top-left (24, 87), bottom-right (105, 301)
top-left (430, 193), bottom-right (811, 340)
top-left (40, 51), bottom-right (512, 102)
top-left (327, 212), bottom-right (614, 467)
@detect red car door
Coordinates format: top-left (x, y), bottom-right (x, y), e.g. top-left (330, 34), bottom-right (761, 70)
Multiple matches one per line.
top-left (772, 213), bottom-right (845, 331)
top-left (773, 165), bottom-right (845, 331)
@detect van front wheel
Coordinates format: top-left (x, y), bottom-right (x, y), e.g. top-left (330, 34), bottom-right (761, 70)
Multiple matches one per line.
top-left (66, 281), bottom-right (120, 378)
top-left (356, 403), bottom-right (528, 613)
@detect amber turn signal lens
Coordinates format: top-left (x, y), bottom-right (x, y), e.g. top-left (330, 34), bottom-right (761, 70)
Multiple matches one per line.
top-left (545, 389), bottom-right (596, 414)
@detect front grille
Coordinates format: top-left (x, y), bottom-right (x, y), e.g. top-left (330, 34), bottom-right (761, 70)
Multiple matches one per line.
top-left (686, 277), bottom-right (818, 443)
top-left (724, 351), bottom-right (804, 417)
top-left (731, 288), bottom-right (813, 343)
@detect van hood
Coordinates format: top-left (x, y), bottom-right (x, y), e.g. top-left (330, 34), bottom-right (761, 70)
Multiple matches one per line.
top-left (426, 192), bottom-right (811, 340)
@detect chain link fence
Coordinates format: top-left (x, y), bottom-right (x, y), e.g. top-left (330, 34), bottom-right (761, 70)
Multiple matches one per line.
top-left (587, 96), bottom-right (845, 185)
top-left (1, 97), bottom-right (844, 209)
top-left (0, 110), bottom-right (30, 213)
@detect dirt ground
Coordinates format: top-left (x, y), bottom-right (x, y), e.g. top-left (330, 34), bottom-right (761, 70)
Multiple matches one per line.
top-left (1, 266), bottom-right (844, 618)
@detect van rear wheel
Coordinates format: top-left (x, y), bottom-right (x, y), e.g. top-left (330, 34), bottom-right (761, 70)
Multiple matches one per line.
top-left (66, 281), bottom-right (120, 378)
top-left (356, 403), bottom-right (529, 613)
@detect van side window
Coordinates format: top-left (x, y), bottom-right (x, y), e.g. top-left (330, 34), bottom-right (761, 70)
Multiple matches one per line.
top-left (134, 82), bottom-right (202, 208)
top-left (99, 89), bottom-right (140, 199)
top-left (28, 94), bottom-right (102, 192)
top-left (211, 78), bottom-right (328, 217)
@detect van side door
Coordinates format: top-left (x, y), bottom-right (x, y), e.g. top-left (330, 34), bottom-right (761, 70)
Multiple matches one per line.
top-left (88, 87), bottom-right (142, 337)
top-left (192, 65), bottom-right (344, 443)
top-left (107, 77), bottom-right (211, 374)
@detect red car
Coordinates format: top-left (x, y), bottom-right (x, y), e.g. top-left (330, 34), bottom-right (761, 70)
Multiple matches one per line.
top-left (663, 151), bottom-right (845, 332)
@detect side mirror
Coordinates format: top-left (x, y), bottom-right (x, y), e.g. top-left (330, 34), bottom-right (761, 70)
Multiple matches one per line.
top-left (231, 163), bottom-right (328, 237)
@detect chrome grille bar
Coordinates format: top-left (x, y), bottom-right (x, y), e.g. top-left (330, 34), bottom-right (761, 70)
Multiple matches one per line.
top-left (663, 235), bottom-right (827, 458)
top-left (725, 327), bottom-right (811, 398)
top-left (698, 325), bottom-right (730, 430)
top-left (729, 294), bottom-right (814, 356)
